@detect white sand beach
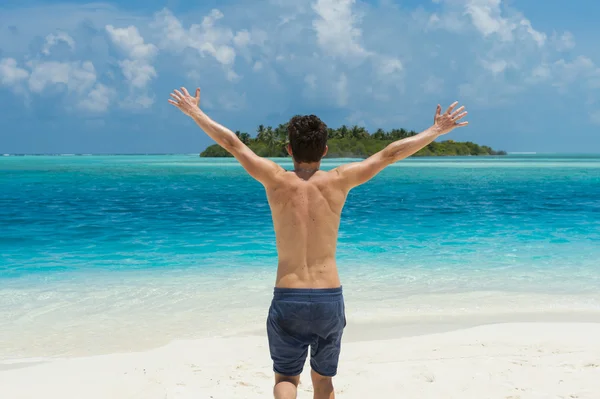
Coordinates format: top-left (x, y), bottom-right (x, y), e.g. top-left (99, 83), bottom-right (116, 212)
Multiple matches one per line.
top-left (1, 323), bottom-right (599, 398)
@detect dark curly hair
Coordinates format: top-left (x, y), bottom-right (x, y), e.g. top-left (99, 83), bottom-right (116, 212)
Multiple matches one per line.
top-left (287, 115), bottom-right (328, 163)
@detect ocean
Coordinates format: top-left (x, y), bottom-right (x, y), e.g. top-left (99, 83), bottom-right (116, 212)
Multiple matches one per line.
top-left (1, 154), bottom-right (600, 361)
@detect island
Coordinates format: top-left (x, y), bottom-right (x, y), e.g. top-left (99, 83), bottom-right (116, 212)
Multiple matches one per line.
top-left (200, 123), bottom-right (506, 158)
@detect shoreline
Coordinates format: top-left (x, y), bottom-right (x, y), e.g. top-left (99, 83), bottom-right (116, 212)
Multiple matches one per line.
top-left (2, 281), bottom-right (600, 361)
top-left (3, 307), bottom-right (600, 362)
top-left (1, 322), bottom-right (599, 398)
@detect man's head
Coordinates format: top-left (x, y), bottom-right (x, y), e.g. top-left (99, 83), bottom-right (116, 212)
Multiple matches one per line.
top-left (287, 115), bottom-right (328, 163)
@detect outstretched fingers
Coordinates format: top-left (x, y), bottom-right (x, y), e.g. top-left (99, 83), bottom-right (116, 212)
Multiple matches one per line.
top-left (453, 109), bottom-right (468, 127)
top-left (450, 106), bottom-right (465, 118)
top-left (168, 99), bottom-right (179, 107)
top-left (173, 89), bottom-right (184, 99)
top-left (453, 111), bottom-right (468, 121)
top-left (169, 92), bottom-right (179, 100)
top-left (445, 101), bottom-right (459, 115)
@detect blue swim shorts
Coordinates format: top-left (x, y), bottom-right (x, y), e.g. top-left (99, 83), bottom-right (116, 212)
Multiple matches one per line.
top-left (266, 287), bottom-right (346, 377)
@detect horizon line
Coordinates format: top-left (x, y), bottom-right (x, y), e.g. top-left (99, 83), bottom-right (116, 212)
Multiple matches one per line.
top-left (3, 152), bottom-right (600, 157)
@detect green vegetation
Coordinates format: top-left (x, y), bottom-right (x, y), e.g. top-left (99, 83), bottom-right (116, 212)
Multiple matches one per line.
top-left (200, 123), bottom-right (506, 158)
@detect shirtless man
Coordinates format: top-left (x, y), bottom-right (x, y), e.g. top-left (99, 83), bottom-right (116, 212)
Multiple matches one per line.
top-left (168, 87), bottom-right (468, 399)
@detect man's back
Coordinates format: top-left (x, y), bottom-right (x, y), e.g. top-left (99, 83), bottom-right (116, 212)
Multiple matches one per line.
top-left (265, 170), bottom-right (348, 289)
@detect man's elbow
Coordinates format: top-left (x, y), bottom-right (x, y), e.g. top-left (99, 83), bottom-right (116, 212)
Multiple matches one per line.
top-left (220, 137), bottom-right (238, 152)
top-left (381, 147), bottom-right (400, 165)
top-left (386, 141), bottom-right (415, 163)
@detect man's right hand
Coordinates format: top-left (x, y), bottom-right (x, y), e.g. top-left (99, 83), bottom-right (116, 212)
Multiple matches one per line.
top-left (433, 101), bottom-right (468, 135)
top-left (168, 87), bottom-right (201, 118)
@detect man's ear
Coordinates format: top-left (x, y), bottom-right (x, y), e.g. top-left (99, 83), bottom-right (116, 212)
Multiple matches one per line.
top-left (322, 145), bottom-right (328, 158)
top-left (287, 144), bottom-right (293, 157)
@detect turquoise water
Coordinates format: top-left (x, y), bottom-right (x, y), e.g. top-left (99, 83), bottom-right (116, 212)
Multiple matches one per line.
top-left (1, 155), bottom-right (600, 359)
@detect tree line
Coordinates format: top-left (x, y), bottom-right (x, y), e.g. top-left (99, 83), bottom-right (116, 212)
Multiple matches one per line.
top-left (200, 122), bottom-right (506, 158)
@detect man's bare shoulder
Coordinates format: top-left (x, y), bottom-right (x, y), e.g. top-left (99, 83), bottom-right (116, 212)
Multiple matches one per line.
top-left (320, 167), bottom-right (346, 181)
top-left (310, 169), bottom-right (347, 190)
top-left (312, 169), bottom-right (342, 180)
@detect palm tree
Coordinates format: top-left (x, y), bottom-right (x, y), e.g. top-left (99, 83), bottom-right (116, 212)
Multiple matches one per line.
top-left (389, 128), bottom-right (408, 140)
top-left (274, 123), bottom-right (289, 155)
top-left (338, 125), bottom-right (349, 138)
top-left (373, 128), bottom-right (386, 140)
top-left (256, 124), bottom-right (267, 141)
top-left (350, 125), bottom-right (368, 139)
top-left (240, 132), bottom-right (251, 144)
top-left (264, 126), bottom-right (276, 153)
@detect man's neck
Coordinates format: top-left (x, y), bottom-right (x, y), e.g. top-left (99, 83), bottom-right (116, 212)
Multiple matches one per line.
top-left (293, 161), bottom-right (321, 179)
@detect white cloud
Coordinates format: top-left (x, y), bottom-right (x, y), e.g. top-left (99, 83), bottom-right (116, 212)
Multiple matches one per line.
top-left (118, 59), bottom-right (157, 89)
top-left (27, 61), bottom-right (96, 93)
top-left (125, 94), bottom-right (154, 109)
top-left (427, 11), bottom-right (466, 32)
top-left (312, 0), bottom-right (370, 58)
top-left (464, 0), bottom-right (545, 45)
top-left (553, 56), bottom-right (600, 87)
top-left (213, 45), bottom-right (236, 65)
top-left (152, 9), bottom-right (240, 79)
top-left (519, 19), bottom-right (546, 47)
top-left (0, 58), bottom-right (29, 86)
top-left (153, 9), bottom-right (188, 50)
top-left (105, 25), bottom-right (157, 59)
top-left (253, 61), bottom-right (263, 71)
top-left (190, 9), bottom-right (237, 65)
top-left (481, 59), bottom-right (510, 75)
top-left (42, 32), bottom-right (76, 55)
top-left (554, 31), bottom-right (575, 52)
top-left (233, 30), bottom-right (251, 48)
top-left (79, 83), bottom-right (115, 112)
top-left (531, 64), bottom-right (551, 80)
top-left (22, 60), bottom-right (115, 112)
top-left (377, 57), bottom-right (403, 75)
top-left (106, 24), bottom-right (158, 108)
top-left (527, 56), bottom-right (600, 91)
top-left (153, 9), bottom-right (236, 64)
top-left (226, 69), bottom-right (240, 82)
top-left (465, 0), bottom-right (515, 42)
top-left (1, 55), bottom-right (115, 112)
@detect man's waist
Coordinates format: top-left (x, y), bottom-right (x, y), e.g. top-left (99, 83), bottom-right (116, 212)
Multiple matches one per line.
top-left (272, 286), bottom-right (343, 302)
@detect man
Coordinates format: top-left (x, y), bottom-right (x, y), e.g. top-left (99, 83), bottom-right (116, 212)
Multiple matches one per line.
top-left (169, 87), bottom-right (468, 399)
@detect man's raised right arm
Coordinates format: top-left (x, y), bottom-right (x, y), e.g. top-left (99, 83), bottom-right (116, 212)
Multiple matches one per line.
top-left (335, 102), bottom-right (468, 189)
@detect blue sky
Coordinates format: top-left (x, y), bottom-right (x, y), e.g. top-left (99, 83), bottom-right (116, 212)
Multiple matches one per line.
top-left (1, 0), bottom-right (599, 154)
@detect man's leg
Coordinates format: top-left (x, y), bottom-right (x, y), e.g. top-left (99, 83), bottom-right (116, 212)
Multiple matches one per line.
top-left (267, 292), bottom-right (311, 399)
top-left (311, 369), bottom-right (335, 399)
top-left (273, 373), bottom-right (300, 399)
top-left (309, 289), bottom-right (345, 399)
